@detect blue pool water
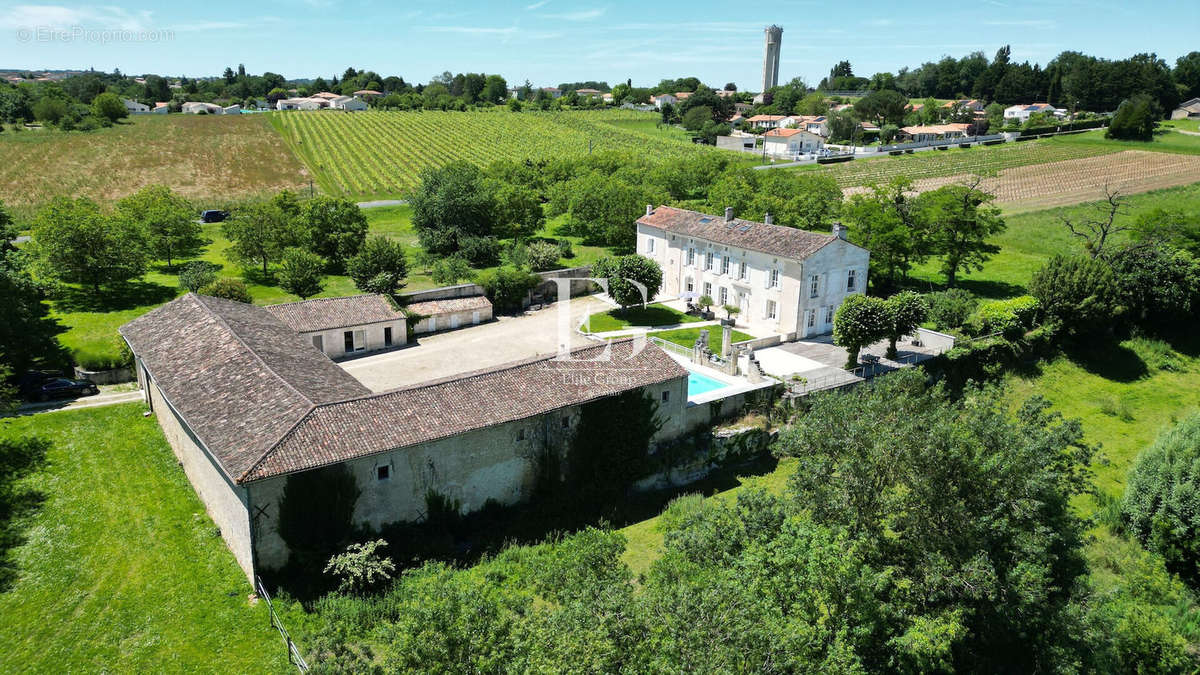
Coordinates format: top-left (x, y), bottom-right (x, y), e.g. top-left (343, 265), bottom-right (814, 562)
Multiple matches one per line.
top-left (687, 370), bottom-right (728, 397)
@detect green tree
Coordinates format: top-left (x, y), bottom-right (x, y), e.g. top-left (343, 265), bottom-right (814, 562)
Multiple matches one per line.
top-left (346, 236), bottom-right (408, 295)
top-left (221, 198), bottom-right (301, 275)
top-left (409, 162), bottom-right (495, 255)
top-left (917, 180), bottom-right (1005, 287)
top-left (565, 390), bottom-right (662, 505)
top-left (90, 92), bottom-right (127, 124)
top-left (301, 197), bottom-right (367, 273)
top-left (842, 177), bottom-right (928, 288)
top-left (1029, 254), bottom-right (1121, 334)
top-left (853, 88), bottom-right (909, 127)
top-left (1107, 94), bottom-right (1159, 141)
top-left (1111, 243), bottom-right (1200, 326)
top-left (278, 247), bottom-right (325, 299)
top-left (477, 265), bottom-right (537, 312)
top-left (0, 202), bottom-right (68, 374)
top-left (592, 255), bottom-right (663, 309)
top-left (526, 241), bottom-right (562, 272)
top-left (277, 464), bottom-right (360, 567)
top-left (1123, 414), bottom-right (1200, 584)
top-left (177, 260), bottom-right (220, 292)
top-left (115, 185), bottom-right (201, 270)
top-left (556, 172), bottom-right (655, 250)
top-left (199, 277), bottom-right (252, 303)
top-left (832, 293), bottom-right (888, 368)
top-left (431, 256), bottom-right (472, 287)
top-left (681, 105), bottom-right (712, 131)
top-left (488, 180), bottom-right (544, 240)
top-left (883, 291), bottom-right (927, 359)
top-left (30, 196), bottom-right (148, 293)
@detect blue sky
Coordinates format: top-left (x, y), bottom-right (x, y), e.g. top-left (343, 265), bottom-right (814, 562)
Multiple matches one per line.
top-left (0, 1), bottom-right (1196, 88)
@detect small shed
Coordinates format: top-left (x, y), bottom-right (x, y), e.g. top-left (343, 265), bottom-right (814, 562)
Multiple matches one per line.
top-left (404, 295), bottom-right (493, 334)
top-left (266, 294), bottom-right (407, 359)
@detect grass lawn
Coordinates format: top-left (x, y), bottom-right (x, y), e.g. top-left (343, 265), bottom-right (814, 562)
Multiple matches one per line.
top-left (907, 182), bottom-right (1200, 300)
top-left (652, 326), bottom-right (753, 353)
top-left (1163, 118), bottom-right (1200, 134)
top-left (0, 404), bottom-right (288, 672)
top-left (582, 303), bottom-right (701, 332)
top-left (1045, 127), bottom-right (1200, 156)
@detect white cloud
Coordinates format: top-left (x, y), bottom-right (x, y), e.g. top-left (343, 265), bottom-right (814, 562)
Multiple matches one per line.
top-left (540, 6), bottom-right (605, 21)
top-left (525, 0), bottom-right (549, 9)
top-left (984, 19), bottom-right (1055, 28)
top-left (0, 4), bottom-right (154, 30)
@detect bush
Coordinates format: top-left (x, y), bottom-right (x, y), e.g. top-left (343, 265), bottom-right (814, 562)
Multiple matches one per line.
top-left (324, 539), bottom-right (396, 595)
top-left (1122, 414), bottom-right (1200, 584)
top-left (965, 295), bottom-right (1039, 338)
top-left (199, 277), bottom-right (252, 303)
top-left (459, 236), bottom-right (501, 267)
top-left (1029, 254), bottom-right (1120, 335)
top-left (346, 236), bottom-right (408, 296)
top-left (926, 288), bottom-right (977, 330)
top-left (477, 265), bottom-right (537, 312)
top-left (526, 241), bottom-right (562, 272)
top-left (1107, 94), bottom-right (1160, 142)
top-left (431, 256), bottom-right (472, 286)
top-left (177, 260), bottom-right (221, 292)
top-left (557, 239), bottom-right (574, 259)
top-left (278, 247), bottom-right (326, 299)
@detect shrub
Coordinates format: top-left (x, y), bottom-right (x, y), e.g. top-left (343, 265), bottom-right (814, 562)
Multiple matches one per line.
top-left (1029, 254), bottom-right (1120, 335)
top-left (346, 236), bottom-right (408, 296)
top-left (199, 277), bottom-right (252, 303)
top-left (557, 239), bottom-right (574, 259)
top-left (526, 241), bottom-right (562, 272)
top-left (965, 295), bottom-right (1039, 339)
top-left (178, 261), bottom-right (221, 292)
top-left (459, 236), bottom-right (501, 267)
top-left (1106, 94), bottom-right (1159, 142)
top-left (926, 288), bottom-right (977, 330)
top-left (431, 256), bottom-right (472, 286)
top-left (324, 539), bottom-right (397, 595)
top-left (591, 254), bottom-right (663, 309)
top-left (477, 265), bottom-right (538, 312)
top-left (1122, 414), bottom-right (1200, 584)
top-left (278, 247), bottom-right (326, 299)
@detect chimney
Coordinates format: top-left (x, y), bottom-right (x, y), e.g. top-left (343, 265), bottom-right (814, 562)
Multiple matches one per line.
top-left (764, 212), bottom-right (773, 225)
top-left (832, 222), bottom-right (848, 240)
top-left (645, 204), bottom-right (653, 216)
top-left (724, 206), bottom-right (734, 222)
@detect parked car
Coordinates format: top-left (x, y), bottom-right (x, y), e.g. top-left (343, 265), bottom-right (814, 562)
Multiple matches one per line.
top-left (26, 377), bottom-right (99, 402)
top-left (201, 209), bottom-right (230, 223)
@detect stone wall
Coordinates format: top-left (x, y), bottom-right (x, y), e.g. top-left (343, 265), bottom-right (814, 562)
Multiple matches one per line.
top-left (301, 319), bottom-right (406, 360)
top-left (636, 423), bottom-right (773, 491)
top-left (142, 364), bottom-right (255, 581)
top-left (73, 365), bottom-right (134, 385)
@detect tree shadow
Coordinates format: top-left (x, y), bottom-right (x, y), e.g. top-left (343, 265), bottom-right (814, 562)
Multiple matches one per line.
top-left (1064, 339), bottom-right (1149, 383)
top-left (0, 436), bottom-right (49, 594)
top-left (53, 280), bottom-right (178, 313)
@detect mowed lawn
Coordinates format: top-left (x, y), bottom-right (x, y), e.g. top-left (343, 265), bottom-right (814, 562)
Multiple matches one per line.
top-left (0, 404), bottom-right (288, 672)
top-left (0, 115), bottom-right (306, 217)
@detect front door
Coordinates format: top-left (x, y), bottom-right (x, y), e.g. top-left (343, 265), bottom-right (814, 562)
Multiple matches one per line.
top-left (450, 314), bottom-right (460, 329)
top-left (471, 311), bottom-right (480, 324)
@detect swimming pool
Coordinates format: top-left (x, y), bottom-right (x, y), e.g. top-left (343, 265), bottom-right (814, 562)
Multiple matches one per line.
top-left (687, 370), bottom-right (729, 397)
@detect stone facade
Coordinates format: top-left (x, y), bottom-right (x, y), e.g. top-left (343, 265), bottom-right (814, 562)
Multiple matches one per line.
top-left (299, 319), bottom-right (406, 359)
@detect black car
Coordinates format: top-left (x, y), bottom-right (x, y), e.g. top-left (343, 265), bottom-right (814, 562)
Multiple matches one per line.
top-left (200, 209), bottom-right (230, 223)
top-left (27, 377), bottom-right (99, 402)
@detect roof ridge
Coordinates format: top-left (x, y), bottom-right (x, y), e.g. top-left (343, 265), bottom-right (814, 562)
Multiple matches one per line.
top-left (266, 293), bottom-right (378, 309)
top-left (193, 294), bottom-right (319, 410)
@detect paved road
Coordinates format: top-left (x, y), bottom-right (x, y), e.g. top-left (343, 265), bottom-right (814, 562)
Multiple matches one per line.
top-left (340, 296), bottom-right (607, 392)
top-left (356, 199), bottom-right (408, 209)
top-left (11, 390), bottom-right (143, 416)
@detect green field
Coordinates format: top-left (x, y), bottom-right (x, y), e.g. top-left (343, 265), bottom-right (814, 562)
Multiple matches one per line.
top-left (269, 109), bottom-right (732, 199)
top-left (582, 303), bottom-right (701, 332)
top-left (0, 404), bottom-right (286, 672)
top-left (0, 115), bottom-right (306, 217)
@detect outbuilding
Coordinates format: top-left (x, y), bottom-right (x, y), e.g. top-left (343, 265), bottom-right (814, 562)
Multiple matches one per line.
top-left (403, 295), bottom-right (493, 334)
top-left (266, 294), bottom-right (407, 358)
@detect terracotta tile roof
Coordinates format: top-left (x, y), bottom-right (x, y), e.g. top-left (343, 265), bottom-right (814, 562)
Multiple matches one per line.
top-left (900, 123), bottom-right (970, 135)
top-left (403, 295), bottom-right (492, 317)
top-left (119, 294), bottom-right (370, 482)
top-left (762, 128), bottom-right (810, 138)
top-left (747, 114), bottom-right (787, 122)
top-left (265, 295), bottom-right (403, 333)
top-left (637, 206), bottom-right (840, 260)
top-left (241, 339), bottom-right (687, 481)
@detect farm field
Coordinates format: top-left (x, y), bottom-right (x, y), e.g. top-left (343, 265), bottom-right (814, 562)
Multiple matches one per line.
top-left (848, 149), bottom-right (1200, 210)
top-left (0, 115), bottom-right (306, 216)
top-left (0, 404), bottom-right (288, 673)
top-left (268, 109), bottom-right (730, 199)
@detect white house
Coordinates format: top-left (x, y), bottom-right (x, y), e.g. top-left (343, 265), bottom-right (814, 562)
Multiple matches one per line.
top-left (653, 93), bottom-right (678, 109)
top-left (761, 128), bottom-right (825, 156)
top-left (222, 104), bottom-right (241, 115)
top-left (265, 294), bottom-right (407, 359)
top-left (746, 114), bottom-right (790, 130)
top-left (1172, 97), bottom-right (1200, 120)
top-left (123, 98), bottom-right (150, 114)
top-left (181, 101), bottom-right (224, 115)
top-left (329, 95), bottom-right (368, 111)
top-left (151, 102), bottom-right (170, 114)
top-left (403, 295), bottom-right (493, 334)
top-left (1003, 103), bottom-right (1065, 123)
top-left (896, 123), bottom-right (970, 142)
top-left (636, 205), bottom-right (870, 338)
top-left (794, 115), bottom-right (830, 137)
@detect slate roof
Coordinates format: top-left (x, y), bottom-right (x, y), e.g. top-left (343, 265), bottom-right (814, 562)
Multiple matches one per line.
top-left (637, 206), bottom-right (845, 260)
top-left (266, 294), bottom-right (403, 333)
top-left (241, 339), bottom-right (687, 482)
top-left (119, 294), bottom-right (370, 482)
top-left (403, 295), bottom-right (492, 317)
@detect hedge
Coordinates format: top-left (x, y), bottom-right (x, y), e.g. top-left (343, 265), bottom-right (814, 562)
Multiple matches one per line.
top-left (924, 323), bottom-right (1059, 390)
top-left (1019, 118), bottom-right (1107, 137)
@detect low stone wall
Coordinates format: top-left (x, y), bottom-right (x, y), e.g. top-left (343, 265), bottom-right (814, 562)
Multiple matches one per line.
top-left (683, 385), bottom-right (779, 432)
top-left (636, 423), bottom-right (774, 491)
top-left (398, 283), bottom-right (485, 304)
top-left (73, 365), bottom-right (134, 384)
top-left (915, 327), bottom-right (957, 352)
top-left (529, 265), bottom-right (593, 305)
top-left (733, 335), bottom-right (782, 351)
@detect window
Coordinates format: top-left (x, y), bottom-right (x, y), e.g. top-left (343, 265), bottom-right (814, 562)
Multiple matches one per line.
top-left (766, 299), bottom-right (777, 319)
top-left (847, 269), bottom-right (857, 291)
top-left (739, 261), bottom-right (748, 280)
top-left (312, 335), bottom-right (323, 351)
top-left (685, 277), bottom-right (694, 292)
top-left (343, 330), bottom-right (354, 353)
top-left (809, 274), bottom-right (819, 298)
top-left (705, 251), bottom-right (713, 270)
top-left (825, 305), bottom-right (835, 324)
top-left (384, 326), bottom-right (393, 347)
top-left (516, 428), bottom-right (526, 441)
top-left (770, 269), bottom-right (780, 288)
top-left (562, 416), bottom-right (571, 429)
top-left (704, 282), bottom-right (712, 297)
top-left (719, 287), bottom-right (728, 305)
top-left (720, 256), bottom-right (729, 275)
top-left (808, 310), bottom-right (816, 328)
top-left (661, 390), bottom-right (670, 402)
top-left (687, 248), bottom-right (695, 266)
top-left (376, 465), bottom-right (390, 481)
top-left (353, 330), bottom-right (365, 352)
top-left (646, 237), bottom-right (655, 254)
